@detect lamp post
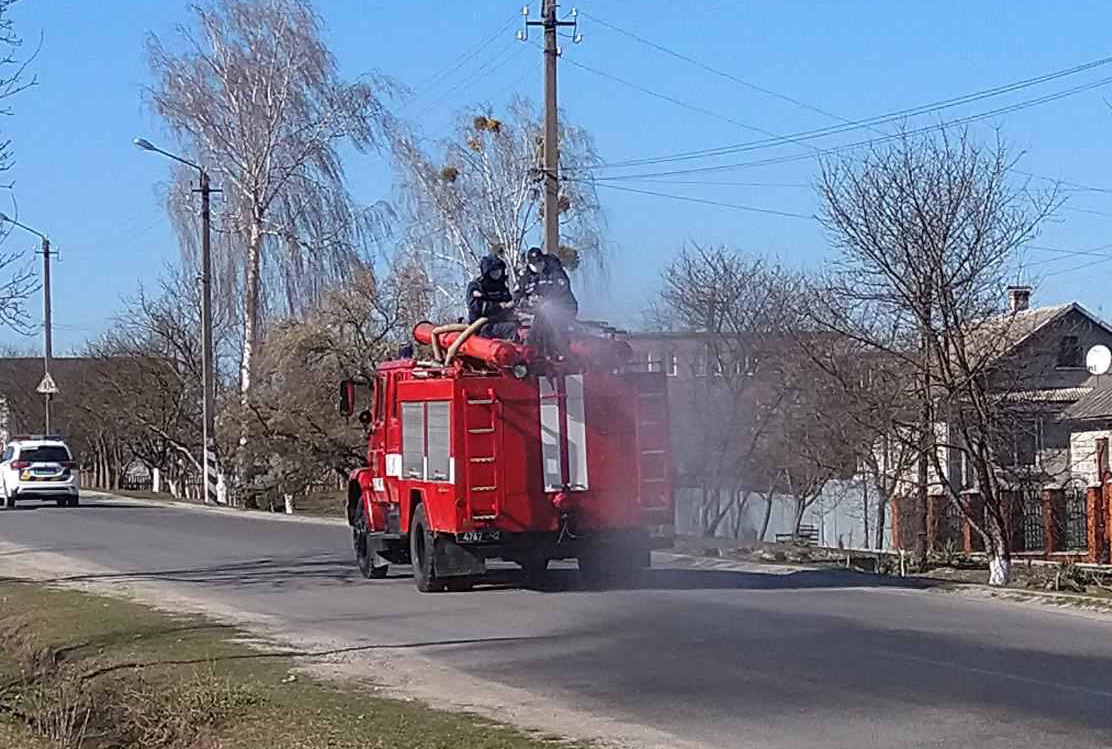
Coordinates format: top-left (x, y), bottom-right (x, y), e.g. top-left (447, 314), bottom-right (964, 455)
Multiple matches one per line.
top-left (134, 138), bottom-right (219, 503)
top-left (0, 212), bottom-right (54, 433)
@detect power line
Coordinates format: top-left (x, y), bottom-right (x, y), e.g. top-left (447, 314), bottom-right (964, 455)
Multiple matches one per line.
top-left (401, 16), bottom-right (518, 112)
top-left (575, 15), bottom-right (1112, 201)
top-left (531, 41), bottom-right (793, 145)
top-left (581, 10), bottom-right (857, 128)
top-left (1041, 254), bottom-right (1112, 278)
top-left (588, 55), bottom-right (1112, 171)
top-left (576, 74), bottom-right (1112, 181)
top-left (410, 40), bottom-right (524, 121)
top-left (588, 181), bottom-right (815, 219)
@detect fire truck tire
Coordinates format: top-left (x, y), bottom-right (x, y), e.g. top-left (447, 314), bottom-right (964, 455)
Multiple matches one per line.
top-left (409, 504), bottom-right (446, 593)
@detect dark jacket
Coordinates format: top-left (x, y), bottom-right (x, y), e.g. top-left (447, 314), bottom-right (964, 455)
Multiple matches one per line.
top-left (467, 255), bottom-right (514, 324)
top-left (515, 253), bottom-right (578, 315)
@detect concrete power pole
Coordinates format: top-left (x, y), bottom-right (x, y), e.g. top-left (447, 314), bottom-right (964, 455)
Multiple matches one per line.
top-left (198, 170), bottom-right (218, 504)
top-left (525, 2), bottom-right (580, 257)
top-left (41, 237), bottom-right (54, 434)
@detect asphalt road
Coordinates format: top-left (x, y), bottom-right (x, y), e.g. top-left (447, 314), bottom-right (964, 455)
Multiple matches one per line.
top-left (3, 496), bottom-right (1112, 749)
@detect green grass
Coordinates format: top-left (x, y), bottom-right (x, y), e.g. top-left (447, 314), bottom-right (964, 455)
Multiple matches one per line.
top-left (0, 581), bottom-right (581, 749)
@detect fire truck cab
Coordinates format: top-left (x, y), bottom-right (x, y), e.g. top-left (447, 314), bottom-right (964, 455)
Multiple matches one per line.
top-left (343, 320), bottom-right (673, 592)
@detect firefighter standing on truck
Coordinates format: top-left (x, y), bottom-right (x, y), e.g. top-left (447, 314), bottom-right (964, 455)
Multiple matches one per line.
top-left (467, 254), bottom-right (518, 340)
top-left (515, 246), bottom-right (578, 358)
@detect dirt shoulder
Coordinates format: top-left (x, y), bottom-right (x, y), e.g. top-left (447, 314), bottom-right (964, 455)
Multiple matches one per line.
top-left (0, 579), bottom-right (582, 749)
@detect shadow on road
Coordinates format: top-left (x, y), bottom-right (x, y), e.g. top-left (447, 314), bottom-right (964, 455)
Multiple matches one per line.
top-left (2, 501), bottom-right (161, 512)
top-left (11, 553), bottom-right (938, 595)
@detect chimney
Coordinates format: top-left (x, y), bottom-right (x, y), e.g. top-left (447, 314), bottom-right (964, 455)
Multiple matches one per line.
top-left (1007, 285), bottom-right (1031, 313)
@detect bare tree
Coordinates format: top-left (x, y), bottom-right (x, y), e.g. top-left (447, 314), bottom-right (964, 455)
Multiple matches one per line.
top-left (146, 0), bottom-right (396, 492)
top-left (0, 0), bottom-right (36, 179)
top-left (650, 246), bottom-right (802, 539)
top-left (79, 269), bottom-right (233, 497)
top-left (244, 262), bottom-right (430, 507)
top-left (815, 127), bottom-right (1057, 585)
top-left (0, 0), bottom-right (38, 330)
top-left (392, 96), bottom-right (604, 308)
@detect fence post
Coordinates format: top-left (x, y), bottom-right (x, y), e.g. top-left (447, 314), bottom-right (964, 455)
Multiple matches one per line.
top-left (1042, 486), bottom-right (1063, 555)
top-left (1087, 485), bottom-right (1108, 564)
top-left (961, 490), bottom-right (982, 553)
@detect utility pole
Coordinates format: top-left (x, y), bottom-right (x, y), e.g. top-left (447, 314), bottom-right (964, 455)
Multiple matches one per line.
top-left (524, 2), bottom-right (580, 257)
top-left (134, 138), bottom-right (222, 503)
top-left (198, 170), bottom-right (217, 505)
top-left (40, 237), bottom-right (53, 434)
top-left (0, 214), bottom-right (58, 434)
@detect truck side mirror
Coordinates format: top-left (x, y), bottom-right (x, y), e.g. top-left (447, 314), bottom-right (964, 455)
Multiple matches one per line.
top-left (338, 380), bottom-right (356, 418)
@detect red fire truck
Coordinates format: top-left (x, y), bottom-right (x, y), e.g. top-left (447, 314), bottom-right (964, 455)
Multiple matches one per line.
top-left (340, 319), bottom-right (673, 592)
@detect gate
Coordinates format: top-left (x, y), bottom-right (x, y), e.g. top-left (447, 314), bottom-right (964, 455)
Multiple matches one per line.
top-left (1019, 489), bottom-right (1045, 552)
top-left (1062, 485), bottom-right (1088, 551)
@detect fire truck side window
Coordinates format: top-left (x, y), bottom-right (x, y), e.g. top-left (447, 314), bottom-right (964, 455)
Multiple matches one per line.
top-left (426, 401), bottom-right (451, 482)
top-left (401, 402), bottom-right (425, 480)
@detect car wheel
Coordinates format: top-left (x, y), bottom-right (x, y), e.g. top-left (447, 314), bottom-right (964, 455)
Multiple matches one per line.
top-left (68, 495), bottom-right (80, 508)
top-left (3, 494), bottom-right (14, 509)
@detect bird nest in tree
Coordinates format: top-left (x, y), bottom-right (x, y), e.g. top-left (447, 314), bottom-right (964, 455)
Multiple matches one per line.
top-left (557, 244), bottom-right (580, 270)
top-left (440, 165), bottom-right (460, 183)
top-left (473, 115), bottom-right (503, 134)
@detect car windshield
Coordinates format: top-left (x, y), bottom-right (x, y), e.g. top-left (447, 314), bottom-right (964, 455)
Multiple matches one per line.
top-left (20, 446), bottom-right (71, 463)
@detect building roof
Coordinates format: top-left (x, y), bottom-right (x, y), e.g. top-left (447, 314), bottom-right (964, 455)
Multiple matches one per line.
top-left (967, 303), bottom-right (1112, 363)
top-left (1064, 385), bottom-right (1112, 421)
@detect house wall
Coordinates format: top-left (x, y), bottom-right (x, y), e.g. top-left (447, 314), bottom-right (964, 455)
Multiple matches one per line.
top-left (1070, 425), bottom-right (1112, 487)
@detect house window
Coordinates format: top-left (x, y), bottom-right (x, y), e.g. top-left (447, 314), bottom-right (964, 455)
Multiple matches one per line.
top-left (1058, 336), bottom-right (1082, 368)
top-left (647, 351), bottom-right (663, 373)
top-left (997, 417), bottom-right (1041, 468)
top-left (665, 352), bottom-right (678, 377)
top-left (692, 350), bottom-right (706, 377)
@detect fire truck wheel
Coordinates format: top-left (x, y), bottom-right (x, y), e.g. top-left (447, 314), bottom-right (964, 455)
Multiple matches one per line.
top-left (409, 504), bottom-right (446, 593)
top-left (354, 530), bottom-right (389, 579)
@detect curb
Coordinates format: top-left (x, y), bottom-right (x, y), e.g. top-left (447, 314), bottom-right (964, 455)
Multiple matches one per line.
top-left (85, 491), bottom-right (348, 528)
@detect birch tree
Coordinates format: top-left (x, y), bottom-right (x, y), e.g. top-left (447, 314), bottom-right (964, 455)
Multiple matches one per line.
top-left (392, 96), bottom-right (603, 307)
top-left (146, 0), bottom-right (395, 492)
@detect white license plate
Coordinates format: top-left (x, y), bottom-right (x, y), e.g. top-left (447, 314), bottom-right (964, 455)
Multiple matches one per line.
top-left (459, 530), bottom-right (500, 543)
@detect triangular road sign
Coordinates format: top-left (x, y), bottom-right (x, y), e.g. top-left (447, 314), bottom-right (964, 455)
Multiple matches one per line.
top-left (36, 372), bottom-right (58, 395)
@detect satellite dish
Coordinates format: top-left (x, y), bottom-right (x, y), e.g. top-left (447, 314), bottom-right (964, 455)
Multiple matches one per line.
top-left (1087, 344), bottom-right (1112, 376)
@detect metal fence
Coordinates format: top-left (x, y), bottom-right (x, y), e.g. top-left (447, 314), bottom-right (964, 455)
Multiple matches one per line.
top-left (1019, 489), bottom-right (1045, 552)
top-left (1062, 486), bottom-right (1088, 551)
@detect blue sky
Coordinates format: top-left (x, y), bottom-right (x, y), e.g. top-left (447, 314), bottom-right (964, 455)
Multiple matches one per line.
top-left (5, 0), bottom-right (1112, 352)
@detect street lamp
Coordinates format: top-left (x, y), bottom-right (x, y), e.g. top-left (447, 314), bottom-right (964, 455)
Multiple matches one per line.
top-left (134, 137), bottom-right (219, 504)
top-left (0, 212), bottom-right (55, 434)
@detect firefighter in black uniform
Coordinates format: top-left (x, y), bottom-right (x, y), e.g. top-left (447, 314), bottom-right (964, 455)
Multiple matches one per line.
top-left (515, 246), bottom-right (578, 358)
top-left (466, 254), bottom-right (519, 340)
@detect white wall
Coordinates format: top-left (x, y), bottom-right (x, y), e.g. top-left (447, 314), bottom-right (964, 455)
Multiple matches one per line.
top-left (675, 479), bottom-right (893, 550)
top-left (1070, 428), bottom-right (1111, 487)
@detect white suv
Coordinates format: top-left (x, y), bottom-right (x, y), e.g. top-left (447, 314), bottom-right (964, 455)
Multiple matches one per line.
top-left (1, 436), bottom-right (80, 509)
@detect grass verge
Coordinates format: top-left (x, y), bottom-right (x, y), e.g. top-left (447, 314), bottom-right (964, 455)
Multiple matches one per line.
top-left (0, 581), bottom-right (579, 749)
